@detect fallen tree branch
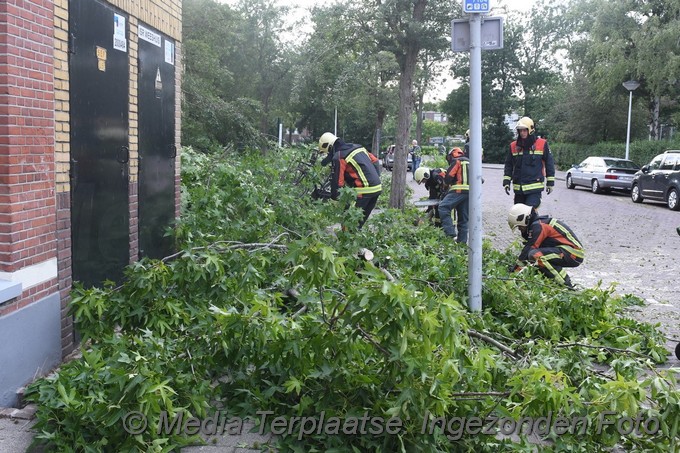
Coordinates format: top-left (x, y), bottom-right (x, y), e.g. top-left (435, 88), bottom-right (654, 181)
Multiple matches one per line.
top-left (554, 342), bottom-right (652, 359)
top-left (450, 391), bottom-right (510, 400)
top-left (380, 268), bottom-right (395, 282)
top-left (356, 325), bottom-right (391, 358)
top-left (161, 233), bottom-right (289, 263)
top-left (467, 329), bottom-right (520, 359)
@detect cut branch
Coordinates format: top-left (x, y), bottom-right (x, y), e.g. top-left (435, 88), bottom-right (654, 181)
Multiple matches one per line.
top-left (467, 329), bottom-right (520, 359)
top-left (554, 342), bottom-right (652, 359)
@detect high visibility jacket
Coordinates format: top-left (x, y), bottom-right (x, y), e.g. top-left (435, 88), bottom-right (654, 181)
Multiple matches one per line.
top-left (444, 157), bottom-right (470, 193)
top-left (503, 137), bottom-right (555, 194)
top-left (425, 168), bottom-right (446, 199)
top-left (519, 216), bottom-right (584, 262)
top-left (331, 141), bottom-right (382, 199)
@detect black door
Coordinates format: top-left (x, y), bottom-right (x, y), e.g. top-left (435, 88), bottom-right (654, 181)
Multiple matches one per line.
top-left (137, 24), bottom-right (176, 260)
top-left (70, 0), bottom-right (130, 287)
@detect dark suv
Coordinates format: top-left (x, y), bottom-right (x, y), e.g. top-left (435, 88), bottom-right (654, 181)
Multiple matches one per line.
top-left (631, 150), bottom-right (680, 210)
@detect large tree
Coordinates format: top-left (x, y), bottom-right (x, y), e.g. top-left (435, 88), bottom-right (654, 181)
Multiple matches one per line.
top-left (293, 3), bottom-right (401, 149)
top-left (182, 0), bottom-right (259, 150)
top-left (570, 0), bottom-right (680, 139)
top-left (350, 0), bottom-right (455, 208)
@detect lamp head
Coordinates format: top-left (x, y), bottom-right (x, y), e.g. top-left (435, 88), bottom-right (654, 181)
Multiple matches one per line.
top-left (622, 80), bottom-right (640, 91)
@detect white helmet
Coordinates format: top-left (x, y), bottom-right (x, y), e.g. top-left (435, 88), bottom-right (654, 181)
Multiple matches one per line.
top-left (515, 116), bottom-right (535, 135)
top-left (318, 132), bottom-right (337, 153)
top-left (507, 203), bottom-right (533, 231)
top-left (414, 167), bottom-right (430, 184)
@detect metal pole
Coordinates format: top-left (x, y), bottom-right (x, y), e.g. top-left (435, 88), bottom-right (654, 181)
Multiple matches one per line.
top-left (334, 107), bottom-right (338, 136)
top-left (278, 122), bottom-right (283, 148)
top-left (625, 90), bottom-right (633, 160)
top-left (468, 13), bottom-right (482, 313)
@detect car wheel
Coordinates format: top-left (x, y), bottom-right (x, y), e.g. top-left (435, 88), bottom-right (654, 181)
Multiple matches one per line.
top-left (566, 174), bottom-right (575, 189)
top-left (667, 188), bottom-right (680, 211)
top-left (591, 179), bottom-right (602, 194)
top-left (631, 184), bottom-right (643, 203)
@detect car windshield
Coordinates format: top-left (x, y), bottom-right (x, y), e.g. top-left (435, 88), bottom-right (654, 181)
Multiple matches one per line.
top-left (603, 159), bottom-right (639, 169)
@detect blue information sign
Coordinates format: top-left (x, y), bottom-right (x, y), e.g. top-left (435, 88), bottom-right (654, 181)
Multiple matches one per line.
top-left (463, 0), bottom-right (490, 13)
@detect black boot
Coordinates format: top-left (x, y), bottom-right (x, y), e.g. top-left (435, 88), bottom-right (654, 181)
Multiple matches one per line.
top-left (563, 275), bottom-right (575, 290)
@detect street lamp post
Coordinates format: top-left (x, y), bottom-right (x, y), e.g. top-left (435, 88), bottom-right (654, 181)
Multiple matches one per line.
top-left (623, 80), bottom-right (640, 160)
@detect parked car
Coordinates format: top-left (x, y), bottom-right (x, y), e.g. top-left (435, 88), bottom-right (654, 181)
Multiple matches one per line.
top-left (382, 145), bottom-right (413, 171)
top-left (565, 156), bottom-right (640, 193)
top-left (631, 150), bottom-right (680, 210)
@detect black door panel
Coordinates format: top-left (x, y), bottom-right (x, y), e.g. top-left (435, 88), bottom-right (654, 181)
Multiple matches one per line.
top-left (138, 24), bottom-right (176, 259)
top-left (70, 0), bottom-right (130, 287)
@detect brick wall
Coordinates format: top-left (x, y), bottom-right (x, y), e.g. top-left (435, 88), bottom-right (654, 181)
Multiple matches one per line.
top-left (0, 0), bottom-right (59, 317)
top-left (128, 17), bottom-right (140, 262)
top-left (109, 0), bottom-right (181, 41)
top-left (175, 42), bottom-right (182, 219)
top-left (52, 0), bottom-right (73, 356)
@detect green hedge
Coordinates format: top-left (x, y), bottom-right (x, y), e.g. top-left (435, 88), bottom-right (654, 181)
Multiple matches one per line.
top-left (550, 139), bottom-right (680, 170)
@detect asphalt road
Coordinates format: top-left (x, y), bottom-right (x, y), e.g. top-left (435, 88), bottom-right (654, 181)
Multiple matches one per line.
top-left (407, 162), bottom-right (680, 354)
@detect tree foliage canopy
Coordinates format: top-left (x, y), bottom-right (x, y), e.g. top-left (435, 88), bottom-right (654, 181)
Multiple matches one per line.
top-left (181, 0), bottom-right (680, 157)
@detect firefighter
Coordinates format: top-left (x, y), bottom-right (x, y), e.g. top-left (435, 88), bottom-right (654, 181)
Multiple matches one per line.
top-left (414, 166), bottom-right (446, 226)
top-left (507, 203), bottom-right (584, 289)
top-left (503, 116), bottom-right (555, 208)
top-left (464, 129), bottom-right (470, 157)
top-left (440, 148), bottom-right (469, 243)
top-left (318, 132), bottom-right (382, 229)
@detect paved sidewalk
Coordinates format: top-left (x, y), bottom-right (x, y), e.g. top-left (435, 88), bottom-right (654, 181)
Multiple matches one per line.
top-left (0, 414), bottom-right (272, 453)
top-left (0, 418), bottom-right (38, 453)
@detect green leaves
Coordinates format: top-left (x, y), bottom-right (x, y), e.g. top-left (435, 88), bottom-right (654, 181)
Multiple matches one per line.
top-left (26, 147), bottom-right (679, 452)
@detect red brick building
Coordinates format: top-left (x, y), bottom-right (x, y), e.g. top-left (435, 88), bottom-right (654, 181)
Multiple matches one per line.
top-left (0, 0), bottom-right (182, 406)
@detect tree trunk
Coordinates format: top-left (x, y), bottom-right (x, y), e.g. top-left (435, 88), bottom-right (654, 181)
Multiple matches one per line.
top-left (649, 96), bottom-right (660, 140)
top-left (388, 0), bottom-right (426, 209)
top-left (389, 48), bottom-right (419, 209)
top-left (415, 90), bottom-right (424, 145)
top-left (372, 109), bottom-right (386, 155)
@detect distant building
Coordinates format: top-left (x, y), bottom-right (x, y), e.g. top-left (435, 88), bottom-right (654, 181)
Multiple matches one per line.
top-left (422, 111), bottom-right (448, 123)
top-left (285, 127), bottom-right (312, 145)
top-left (504, 112), bottom-right (520, 130)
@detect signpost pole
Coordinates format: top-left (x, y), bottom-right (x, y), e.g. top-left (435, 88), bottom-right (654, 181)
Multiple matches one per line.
top-left (467, 12), bottom-right (482, 313)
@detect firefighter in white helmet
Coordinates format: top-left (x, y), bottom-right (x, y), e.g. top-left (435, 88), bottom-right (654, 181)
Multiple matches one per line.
top-left (317, 132), bottom-right (381, 229)
top-left (508, 203), bottom-right (584, 289)
top-left (415, 166), bottom-right (446, 227)
top-left (503, 117), bottom-right (555, 208)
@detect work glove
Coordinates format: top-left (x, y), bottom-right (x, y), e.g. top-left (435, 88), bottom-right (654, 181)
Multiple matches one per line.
top-left (546, 187), bottom-right (553, 195)
top-left (508, 263), bottom-right (523, 273)
top-left (504, 185), bottom-right (511, 196)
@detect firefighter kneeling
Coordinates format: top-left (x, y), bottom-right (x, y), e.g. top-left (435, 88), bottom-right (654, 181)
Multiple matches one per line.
top-left (414, 166), bottom-right (446, 227)
top-left (507, 203), bottom-right (584, 289)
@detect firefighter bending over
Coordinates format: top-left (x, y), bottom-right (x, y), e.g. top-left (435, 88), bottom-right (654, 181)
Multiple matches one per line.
top-left (318, 132), bottom-right (381, 229)
top-left (507, 203), bottom-right (584, 289)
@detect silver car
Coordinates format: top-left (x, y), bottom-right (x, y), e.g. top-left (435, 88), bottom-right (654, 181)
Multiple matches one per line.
top-left (566, 156), bottom-right (640, 193)
top-left (382, 145), bottom-right (413, 171)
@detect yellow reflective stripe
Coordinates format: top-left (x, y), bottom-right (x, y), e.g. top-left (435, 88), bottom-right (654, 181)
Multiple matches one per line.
top-left (345, 147), bottom-right (370, 187)
top-left (540, 258), bottom-right (564, 284)
top-left (520, 182), bottom-right (545, 191)
top-left (548, 219), bottom-right (585, 257)
top-left (546, 177), bottom-right (556, 181)
top-left (542, 253), bottom-right (562, 261)
top-left (559, 246), bottom-right (585, 259)
top-left (461, 161), bottom-right (469, 186)
top-left (356, 185), bottom-right (382, 194)
top-left (503, 176), bottom-right (511, 181)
